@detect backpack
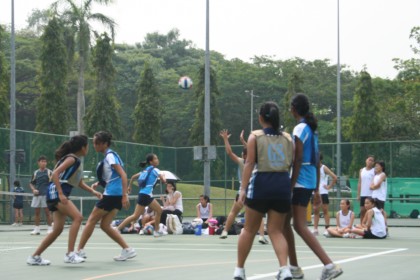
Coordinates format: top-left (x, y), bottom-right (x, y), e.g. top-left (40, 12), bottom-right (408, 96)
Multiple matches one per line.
top-left (96, 151), bottom-right (122, 187)
top-left (410, 209), bottom-right (419, 219)
top-left (137, 166), bottom-right (155, 189)
top-left (166, 214), bottom-right (183, 234)
top-left (182, 222), bottom-right (195, 234)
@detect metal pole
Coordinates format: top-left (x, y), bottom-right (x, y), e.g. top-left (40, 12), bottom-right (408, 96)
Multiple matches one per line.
top-left (9, 0), bottom-right (17, 223)
top-left (203, 0), bottom-right (211, 196)
top-left (336, 0), bottom-right (342, 199)
top-left (250, 90), bottom-right (253, 132)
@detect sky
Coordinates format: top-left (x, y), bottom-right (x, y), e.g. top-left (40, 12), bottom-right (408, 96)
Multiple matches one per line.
top-left (1, 0), bottom-right (420, 79)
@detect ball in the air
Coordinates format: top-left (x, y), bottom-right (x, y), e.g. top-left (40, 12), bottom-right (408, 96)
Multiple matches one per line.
top-left (178, 76), bottom-right (193, 89)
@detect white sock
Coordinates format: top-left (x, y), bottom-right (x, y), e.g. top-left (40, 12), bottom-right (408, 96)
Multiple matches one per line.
top-left (234, 267), bottom-right (245, 277)
top-left (290, 265), bottom-right (298, 270)
top-left (325, 263), bottom-right (334, 270)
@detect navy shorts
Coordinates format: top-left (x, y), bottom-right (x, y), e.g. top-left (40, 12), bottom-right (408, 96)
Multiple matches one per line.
top-left (360, 196), bottom-right (371, 207)
top-left (96, 195), bottom-right (122, 211)
top-left (321, 194), bottom-right (329, 204)
top-left (137, 193), bottom-right (154, 207)
top-left (13, 202), bottom-right (23, 209)
top-left (292, 188), bottom-right (313, 207)
top-left (364, 229), bottom-right (386, 239)
top-left (47, 198), bottom-right (60, 212)
top-left (245, 198), bottom-right (291, 214)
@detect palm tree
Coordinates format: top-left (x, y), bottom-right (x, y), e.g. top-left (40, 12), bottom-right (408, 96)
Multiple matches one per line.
top-left (51, 0), bottom-right (115, 134)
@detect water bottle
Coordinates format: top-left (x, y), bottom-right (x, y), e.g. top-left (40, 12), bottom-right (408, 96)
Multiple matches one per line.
top-left (195, 224), bottom-right (202, 236)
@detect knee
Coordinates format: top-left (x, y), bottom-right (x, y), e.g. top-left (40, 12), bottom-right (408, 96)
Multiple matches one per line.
top-left (73, 214), bottom-right (83, 225)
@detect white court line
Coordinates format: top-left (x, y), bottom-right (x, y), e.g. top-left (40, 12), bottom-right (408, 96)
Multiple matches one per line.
top-left (248, 248), bottom-right (408, 280)
top-left (0, 247), bottom-right (32, 252)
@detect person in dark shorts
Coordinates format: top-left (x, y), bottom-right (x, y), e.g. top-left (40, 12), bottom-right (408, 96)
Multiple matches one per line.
top-left (233, 101), bottom-right (294, 280)
top-left (76, 131), bottom-right (136, 261)
top-left (12, 180), bottom-right (24, 226)
top-left (26, 135), bottom-right (101, 266)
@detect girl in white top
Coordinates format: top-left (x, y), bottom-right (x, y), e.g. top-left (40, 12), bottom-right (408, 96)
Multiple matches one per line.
top-left (351, 197), bottom-right (387, 239)
top-left (313, 154), bottom-right (337, 236)
top-left (370, 160), bottom-right (387, 210)
top-left (357, 155), bottom-right (375, 223)
top-left (196, 195), bottom-right (213, 227)
top-left (327, 199), bottom-right (354, 238)
top-left (159, 181), bottom-right (183, 224)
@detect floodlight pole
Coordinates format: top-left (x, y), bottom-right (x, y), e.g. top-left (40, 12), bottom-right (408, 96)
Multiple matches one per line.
top-left (203, 0), bottom-right (211, 197)
top-left (336, 0), bottom-right (342, 198)
top-left (9, 0), bottom-right (16, 222)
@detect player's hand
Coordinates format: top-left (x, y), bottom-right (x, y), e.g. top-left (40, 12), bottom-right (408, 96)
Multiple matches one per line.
top-left (93, 190), bottom-right (102, 200)
top-left (238, 189), bottom-right (246, 207)
top-left (59, 193), bottom-right (68, 205)
top-left (91, 182), bottom-right (100, 190)
top-left (122, 195), bottom-right (130, 210)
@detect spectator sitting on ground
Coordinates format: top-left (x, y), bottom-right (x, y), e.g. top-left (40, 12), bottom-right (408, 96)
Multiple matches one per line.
top-left (160, 181), bottom-right (183, 225)
top-left (196, 195), bottom-right (213, 229)
top-left (327, 199), bottom-right (354, 238)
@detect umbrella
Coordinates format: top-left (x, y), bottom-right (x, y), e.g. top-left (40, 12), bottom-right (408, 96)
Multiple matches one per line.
top-left (159, 170), bottom-right (181, 181)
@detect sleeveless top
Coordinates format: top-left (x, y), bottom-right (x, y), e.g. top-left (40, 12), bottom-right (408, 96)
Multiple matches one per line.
top-left (47, 154), bottom-right (82, 199)
top-left (198, 203), bottom-right (210, 219)
top-left (372, 173), bottom-right (387, 201)
top-left (168, 190), bottom-right (183, 212)
top-left (370, 207), bottom-right (387, 237)
top-left (319, 165), bottom-right (329, 195)
top-left (360, 167), bottom-right (375, 197)
top-left (338, 210), bottom-right (353, 228)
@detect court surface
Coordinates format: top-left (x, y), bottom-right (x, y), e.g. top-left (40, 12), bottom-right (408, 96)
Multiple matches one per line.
top-left (1, 225), bottom-right (419, 280)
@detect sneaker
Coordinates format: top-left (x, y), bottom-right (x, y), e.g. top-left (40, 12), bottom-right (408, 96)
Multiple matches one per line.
top-left (11, 223), bottom-right (18, 226)
top-left (319, 264), bottom-right (343, 280)
top-left (290, 266), bottom-right (304, 279)
top-left (30, 229), bottom-right (40, 235)
top-left (47, 227), bottom-right (53, 234)
top-left (138, 229), bottom-right (144, 235)
top-left (220, 230), bottom-right (228, 239)
top-left (26, 255), bottom-right (51, 266)
top-left (64, 252), bottom-right (85, 264)
top-left (233, 271), bottom-right (246, 280)
top-left (153, 231), bottom-right (164, 237)
top-left (343, 233), bottom-right (350, 238)
top-left (258, 236), bottom-right (269, 244)
top-left (312, 229), bottom-right (319, 236)
top-left (323, 231), bottom-right (331, 237)
top-left (113, 248), bottom-right (136, 261)
top-left (276, 267), bottom-right (293, 280)
top-left (77, 249), bottom-right (87, 259)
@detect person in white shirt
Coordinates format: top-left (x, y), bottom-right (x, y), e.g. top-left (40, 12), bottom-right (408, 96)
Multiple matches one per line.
top-left (370, 160), bottom-right (387, 210)
top-left (327, 199), bottom-right (355, 238)
top-left (357, 155), bottom-right (375, 224)
top-left (350, 197), bottom-right (387, 239)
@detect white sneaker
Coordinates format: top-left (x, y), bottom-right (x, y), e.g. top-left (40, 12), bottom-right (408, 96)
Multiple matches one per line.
top-left (220, 230), bottom-right (228, 239)
top-left (11, 223), bottom-right (18, 226)
top-left (323, 231), bottom-right (331, 237)
top-left (343, 233), bottom-right (350, 238)
top-left (64, 252), bottom-right (85, 264)
top-left (153, 231), bottom-right (164, 237)
top-left (290, 266), bottom-right (304, 279)
top-left (276, 267), bottom-right (293, 280)
top-left (77, 249), bottom-right (87, 259)
top-left (30, 228), bottom-right (40, 235)
top-left (311, 229), bottom-right (319, 236)
top-left (113, 248), bottom-right (136, 261)
top-left (138, 229), bottom-right (144, 235)
top-left (26, 255), bottom-right (50, 266)
top-left (319, 264), bottom-right (343, 280)
top-left (258, 236), bottom-right (269, 244)
top-left (47, 227), bottom-right (53, 234)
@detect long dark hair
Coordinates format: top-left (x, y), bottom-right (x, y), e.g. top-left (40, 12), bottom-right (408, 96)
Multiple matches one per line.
top-left (375, 160), bottom-right (386, 175)
top-left (291, 93), bottom-right (318, 132)
top-left (259, 101), bottom-right (281, 133)
top-left (139, 153), bottom-right (156, 168)
top-left (55, 135), bottom-right (88, 160)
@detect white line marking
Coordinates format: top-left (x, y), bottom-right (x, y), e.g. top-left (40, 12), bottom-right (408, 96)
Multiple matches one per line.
top-left (0, 247), bottom-right (32, 252)
top-left (248, 248), bottom-right (408, 279)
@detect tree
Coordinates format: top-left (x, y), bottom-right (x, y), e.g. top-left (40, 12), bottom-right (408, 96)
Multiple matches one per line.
top-left (52, 0), bottom-right (115, 134)
top-left (345, 70), bottom-right (381, 176)
top-left (84, 33), bottom-right (121, 137)
top-left (36, 18), bottom-right (69, 134)
top-left (0, 25), bottom-right (9, 127)
top-left (132, 62), bottom-right (161, 144)
top-left (189, 65), bottom-right (222, 146)
top-left (282, 71), bottom-right (304, 133)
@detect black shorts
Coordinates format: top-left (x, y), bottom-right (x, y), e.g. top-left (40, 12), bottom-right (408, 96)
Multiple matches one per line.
top-left (360, 196), bottom-right (371, 207)
top-left (13, 202), bottom-right (23, 209)
top-left (374, 199), bottom-right (385, 210)
top-left (96, 195), bottom-right (122, 211)
top-left (245, 198), bottom-right (291, 214)
top-left (363, 229), bottom-right (386, 239)
top-left (292, 188), bottom-right (313, 207)
top-left (137, 193), bottom-right (154, 207)
top-left (47, 199), bottom-right (60, 212)
top-left (321, 194), bottom-right (329, 204)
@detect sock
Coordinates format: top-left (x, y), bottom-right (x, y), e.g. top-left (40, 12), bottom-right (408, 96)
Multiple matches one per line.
top-left (234, 267), bottom-right (245, 277)
top-left (290, 265), bottom-right (298, 270)
top-left (325, 263), bottom-right (334, 270)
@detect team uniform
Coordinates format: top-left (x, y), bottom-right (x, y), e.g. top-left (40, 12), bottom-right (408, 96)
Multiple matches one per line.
top-left (338, 210), bottom-right (353, 228)
top-left (13, 186), bottom-right (25, 209)
top-left (235, 158), bottom-right (245, 201)
top-left (292, 121), bottom-right (318, 206)
top-left (31, 168), bottom-right (52, 208)
top-left (96, 149), bottom-right (125, 211)
top-left (359, 167), bottom-right (375, 207)
top-left (371, 172), bottom-right (387, 210)
top-left (319, 165), bottom-right (330, 204)
top-left (46, 154), bottom-right (82, 211)
top-left (137, 165), bottom-right (161, 207)
top-left (245, 127), bottom-right (293, 214)
top-left (363, 207), bottom-right (387, 239)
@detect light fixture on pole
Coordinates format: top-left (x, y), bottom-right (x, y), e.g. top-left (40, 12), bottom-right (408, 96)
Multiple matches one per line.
top-left (245, 90), bottom-right (259, 132)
